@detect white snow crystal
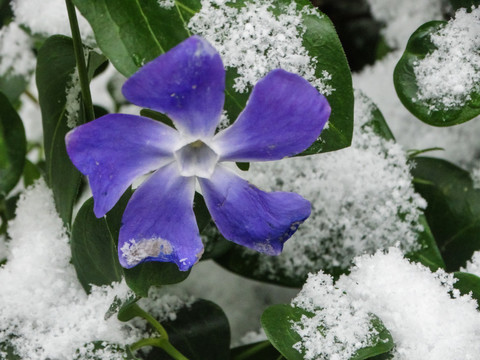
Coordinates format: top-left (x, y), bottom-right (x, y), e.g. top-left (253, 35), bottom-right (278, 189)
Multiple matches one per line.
top-left (11, 0), bottom-right (95, 45)
top-left (157, 0), bottom-right (175, 9)
top-left (0, 22), bottom-right (35, 79)
top-left (462, 251), bottom-right (480, 276)
top-left (293, 248), bottom-right (480, 360)
top-left (0, 180), bottom-right (142, 359)
top-left (292, 272), bottom-right (377, 360)
top-left (188, 0), bottom-right (334, 94)
top-left (366, 0), bottom-right (443, 48)
top-left (414, 7), bottom-right (480, 111)
top-left (65, 69), bottom-right (81, 129)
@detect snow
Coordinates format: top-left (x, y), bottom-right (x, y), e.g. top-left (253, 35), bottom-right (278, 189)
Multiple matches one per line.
top-left (366, 0), bottom-right (443, 48)
top-left (462, 251), bottom-right (480, 276)
top-left (189, 0), bottom-right (334, 95)
top-left (65, 69), bottom-right (81, 129)
top-left (292, 272), bottom-right (377, 360)
top-left (292, 248), bottom-right (480, 359)
top-left (413, 7), bottom-right (480, 111)
top-left (0, 180), bottom-right (142, 359)
top-left (11, 0), bottom-right (95, 45)
top-left (0, 22), bottom-right (35, 79)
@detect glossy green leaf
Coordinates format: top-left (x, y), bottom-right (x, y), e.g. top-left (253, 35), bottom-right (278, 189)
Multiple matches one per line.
top-left (261, 305), bottom-right (308, 360)
top-left (406, 214), bottom-right (445, 271)
top-left (37, 35), bottom-right (106, 227)
top-left (411, 157), bottom-right (480, 271)
top-left (0, 92), bottom-right (26, 195)
top-left (231, 341), bottom-right (282, 360)
top-left (453, 271), bottom-right (480, 307)
top-left (295, 0), bottom-right (353, 154)
top-left (70, 195), bottom-right (125, 293)
top-left (394, 21), bottom-right (480, 126)
top-left (262, 304), bottom-right (393, 360)
top-left (72, 0), bottom-right (201, 77)
top-left (141, 299), bottom-right (230, 360)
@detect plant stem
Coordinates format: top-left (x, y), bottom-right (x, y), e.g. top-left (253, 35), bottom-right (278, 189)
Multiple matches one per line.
top-left (132, 304), bottom-right (169, 339)
top-left (130, 337), bottom-right (189, 360)
top-left (65, 0), bottom-right (95, 123)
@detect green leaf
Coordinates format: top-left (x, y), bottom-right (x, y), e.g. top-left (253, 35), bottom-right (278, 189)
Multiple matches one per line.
top-left (72, 0), bottom-right (201, 77)
top-left (262, 305), bottom-right (393, 360)
top-left (124, 262), bottom-right (190, 298)
top-left (261, 305), bottom-right (308, 360)
top-left (411, 157), bottom-right (480, 271)
top-left (453, 271), bottom-right (480, 307)
top-left (141, 299), bottom-right (230, 360)
top-left (231, 341), bottom-right (282, 360)
top-left (36, 35), bottom-right (106, 227)
top-left (70, 196), bottom-right (125, 293)
top-left (406, 214), bottom-right (445, 271)
top-left (0, 92), bottom-right (26, 195)
top-left (296, 2), bottom-right (354, 155)
top-left (394, 21), bottom-right (480, 126)
top-left (449, 0), bottom-right (480, 11)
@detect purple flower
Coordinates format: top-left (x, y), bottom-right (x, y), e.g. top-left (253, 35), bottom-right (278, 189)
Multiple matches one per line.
top-left (65, 36), bottom-right (330, 271)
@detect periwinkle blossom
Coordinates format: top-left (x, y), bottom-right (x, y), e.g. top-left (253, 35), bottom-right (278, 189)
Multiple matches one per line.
top-left (66, 36), bottom-right (330, 271)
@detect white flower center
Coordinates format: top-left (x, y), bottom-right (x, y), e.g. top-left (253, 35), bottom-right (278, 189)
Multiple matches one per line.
top-left (174, 139), bottom-right (219, 178)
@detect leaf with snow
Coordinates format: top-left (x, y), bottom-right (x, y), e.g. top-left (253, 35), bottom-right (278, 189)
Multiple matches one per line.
top-left (394, 7), bottom-right (480, 126)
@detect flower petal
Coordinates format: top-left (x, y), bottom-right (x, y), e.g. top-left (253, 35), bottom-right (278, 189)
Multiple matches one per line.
top-left (199, 165), bottom-right (310, 255)
top-left (212, 69), bottom-right (331, 162)
top-left (122, 36), bottom-right (225, 138)
top-left (66, 114), bottom-right (180, 218)
top-left (118, 163), bottom-right (203, 271)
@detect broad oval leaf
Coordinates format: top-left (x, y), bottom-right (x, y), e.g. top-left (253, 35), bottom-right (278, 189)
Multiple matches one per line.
top-left (394, 21), bottom-right (480, 126)
top-left (36, 35), bottom-right (106, 227)
top-left (0, 92), bottom-right (26, 195)
top-left (140, 299), bottom-right (230, 360)
top-left (74, 0), bottom-right (353, 155)
top-left (71, 196), bottom-right (124, 293)
top-left (262, 304), bottom-right (393, 360)
top-left (411, 157), bottom-right (480, 271)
